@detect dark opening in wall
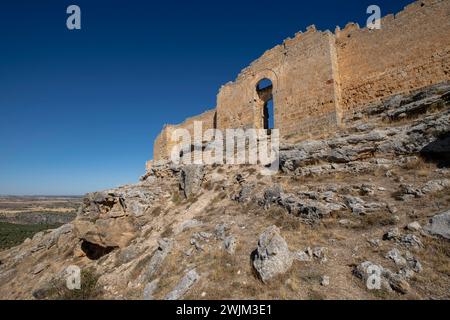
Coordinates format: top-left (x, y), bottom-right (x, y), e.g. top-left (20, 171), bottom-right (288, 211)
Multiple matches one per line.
top-left (264, 100), bottom-right (275, 131)
top-left (256, 78), bottom-right (273, 92)
top-left (81, 240), bottom-right (116, 260)
top-left (256, 78), bottom-right (274, 131)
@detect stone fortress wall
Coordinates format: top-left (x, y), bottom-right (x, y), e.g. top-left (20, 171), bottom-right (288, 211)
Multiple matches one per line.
top-left (152, 0), bottom-right (450, 162)
top-left (152, 109), bottom-right (216, 166)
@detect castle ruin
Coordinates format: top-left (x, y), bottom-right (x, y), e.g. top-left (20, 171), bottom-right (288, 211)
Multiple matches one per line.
top-left (151, 0), bottom-right (450, 165)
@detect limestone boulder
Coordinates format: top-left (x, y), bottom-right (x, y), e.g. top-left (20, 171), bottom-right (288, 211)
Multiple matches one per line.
top-left (224, 235), bottom-right (237, 254)
top-left (252, 226), bottom-right (293, 283)
top-left (74, 191), bottom-right (137, 248)
top-left (179, 165), bottom-right (205, 198)
top-left (424, 211), bottom-right (450, 240)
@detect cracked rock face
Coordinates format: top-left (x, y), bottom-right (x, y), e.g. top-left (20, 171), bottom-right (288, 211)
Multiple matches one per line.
top-left (252, 226), bottom-right (293, 283)
top-left (142, 238), bottom-right (173, 281)
top-left (164, 269), bottom-right (200, 300)
top-left (424, 211), bottom-right (450, 240)
top-left (279, 83), bottom-right (450, 177)
top-left (0, 82), bottom-right (449, 300)
top-left (179, 165), bottom-right (205, 198)
top-left (143, 279), bottom-right (159, 300)
top-left (224, 236), bottom-right (237, 255)
top-left (386, 248), bottom-right (407, 267)
top-left (74, 192), bottom-right (137, 248)
top-left (261, 186), bottom-right (344, 221)
top-left (353, 261), bottom-right (410, 294)
top-left (72, 182), bottom-right (165, 249)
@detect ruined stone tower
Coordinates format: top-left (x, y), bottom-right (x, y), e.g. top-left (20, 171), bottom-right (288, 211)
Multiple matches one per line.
top-left (151, 0), bottom-right (450, 164)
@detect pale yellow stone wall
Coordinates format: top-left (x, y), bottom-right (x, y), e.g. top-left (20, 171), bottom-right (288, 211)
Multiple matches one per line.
top-left (216, 27), bottom-right (342, 141)
top-left (336, 0), bottom-right (450, 112)
top-left (152, 0), bottom-right (450, 161)
top-left (153, 109), bottom-right (216, 161)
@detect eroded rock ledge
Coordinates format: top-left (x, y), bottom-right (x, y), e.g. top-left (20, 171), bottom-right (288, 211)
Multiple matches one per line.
top-left (0, 83), bottom-right (449, 300)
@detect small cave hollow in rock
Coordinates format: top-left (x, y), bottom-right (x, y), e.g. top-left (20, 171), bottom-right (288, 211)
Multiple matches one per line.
top-left (81, 240), bottom-right (116, 260)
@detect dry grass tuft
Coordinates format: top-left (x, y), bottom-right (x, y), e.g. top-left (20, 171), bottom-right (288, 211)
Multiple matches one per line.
top-left (160, 224), bottom-right (174, 238)
top-left (171, 192), bottom-right (183, 205)
top-left (202, 180), bottom-right (213, 191)
top-left (349, 212), bottom-right (398, 230)
top-left (47, 268), bottom-right (102, 300)
top-left (150, 206), bottom-right (162, 217)
top-left (399, 156), bottom-right (436, 177)
top-left (264, 206), bottom-right (302, 231)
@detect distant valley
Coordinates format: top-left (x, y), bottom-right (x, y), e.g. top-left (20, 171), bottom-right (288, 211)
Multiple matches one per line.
top-left (0, 196), bottom-right (81, 249)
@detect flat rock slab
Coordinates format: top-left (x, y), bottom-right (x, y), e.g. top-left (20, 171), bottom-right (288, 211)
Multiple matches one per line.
top-left (164, 269), bottom-right (199, 300)
top-left (425, 211), bottom-right (450, 240)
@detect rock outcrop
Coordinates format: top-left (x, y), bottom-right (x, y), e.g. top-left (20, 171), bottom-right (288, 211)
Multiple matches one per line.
top-left (424, 211), bottom-right (450, 240)
top-left (164, 269), bottom-right (200, 300)
top-left (0, 83), bottom-right (449, 300)
top-left (180, 165), bottom-right (205, 198)
top-left (74, 192), bottom-right (137, 248)
top-left (252, 226), bottom-right (293, 283)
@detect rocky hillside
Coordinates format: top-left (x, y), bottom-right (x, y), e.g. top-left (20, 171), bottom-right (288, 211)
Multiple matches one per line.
top-left (0, 83), bottom-right (449, 300)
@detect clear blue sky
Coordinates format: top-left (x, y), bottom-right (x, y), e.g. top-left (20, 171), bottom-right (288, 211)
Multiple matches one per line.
top-left (0, 0), bottom-right (414, 195)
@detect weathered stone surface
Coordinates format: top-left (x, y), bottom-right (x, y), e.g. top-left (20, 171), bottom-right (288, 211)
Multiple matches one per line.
top-left (224, 236), bottom-right (237, 255)
top-left (233, 183), bottom-right (255, 203)
top-left (117, 244), bottom-right (142, 265)
top-left (31, 263), bottom-right (47, 275)
top-left (383, 228), bottom-right (401, 241)
top-left (344, 196), bottom-right (366, 215)
top-left (179, 219), bottom-right (204, 233)
top-left (164, 269), bottom-right (199, 300)
top-left (312, 247), bottom-right (327, 260)
top-left (75, 217), bottom-right (136, 248)
top-left (44, 224), bottom-right (74, 249)
top-left (2, 23), bottom-right (450, 299)
top-left (125, 200), bottom-right (147, 217)
top-left (384, 271), bottom-right (411, 294)
top-left (264, 187), bottom-right (325, 219)
top-left (400, 234), bottom-right (423, 248)
top-left (406, 221), bottom-right (422, 232)
top-left (143, 279), bottom-right (159, 300)
top-left (179, 165), bottom-right (205, 198)
top-left (190, 238), bottom-right (204, 251)
top-left (293, 249), bottom-right (312, 262)
top-left (214, 223), bottom-right (229, 240)
top-left (252, 226), bottom-right (293, 283)
top-left (386, 248), bottom-right (407, 267)
top-left (404, 251), bottom-right (423, 274)
top-left (353, 261), bottom-right (391, 292)
top-left (321, 275), bottom-right (330, 287)
top-left (193, 231), bottom-right (212, 241)
top-left (275, 87), bottom-right (450, 178)
top-left (153, 0), bottom-right (450, 163)
top-left (143, 238), bottom-right (173, 281)
top-left (74, 191), bottom-right (138, 248)
top-left (424, 211), bottom-right (450, 240)
top-left (421, 179), bottom-right (450, 194)
top-left (396, 184), bottom-right (423, 200)
top-left (353, 261), bottom-right (410, 294)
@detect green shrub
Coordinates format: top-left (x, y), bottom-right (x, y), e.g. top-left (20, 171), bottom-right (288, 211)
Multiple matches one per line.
top-left (0, 222), bottom-right (61, 250)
